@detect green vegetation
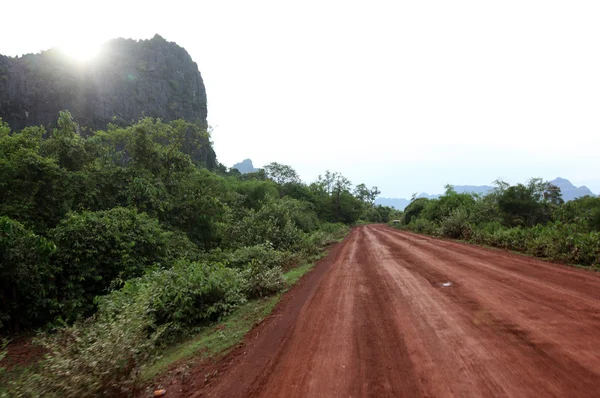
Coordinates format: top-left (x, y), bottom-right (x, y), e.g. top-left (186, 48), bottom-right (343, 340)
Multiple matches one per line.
top-left (392, 180), bottom-right (600, 267)
top-left (142, 257), bottom-right (324, 382)
top-left (141, 296), bottom-right (279, 382)
top-left (0, 111), bottom-right (382, 396)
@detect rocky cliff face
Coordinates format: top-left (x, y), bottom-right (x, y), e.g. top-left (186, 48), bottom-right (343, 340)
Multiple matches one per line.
top-left (0, 34), bottom-right (215, 166)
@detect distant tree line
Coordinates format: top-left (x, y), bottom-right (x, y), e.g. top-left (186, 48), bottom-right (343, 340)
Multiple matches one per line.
top-left (395, 179), bottom-right (600, 266)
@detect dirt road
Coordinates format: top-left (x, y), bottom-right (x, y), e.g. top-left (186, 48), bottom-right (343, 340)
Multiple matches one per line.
top-left (176, 225), bottom-right (600, 397)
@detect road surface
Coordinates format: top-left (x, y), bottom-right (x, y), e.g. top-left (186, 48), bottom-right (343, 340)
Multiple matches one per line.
top-left (174, 224), bottom-right (600, 397)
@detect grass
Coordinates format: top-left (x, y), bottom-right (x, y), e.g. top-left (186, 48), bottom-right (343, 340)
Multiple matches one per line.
top-left (391, 223), bottom-right (600, 271)
top-left (141, 296), bottom-right (279, 381)
top-left (141, 258), bottom-right (324, 381)
top-left (284, 262), bottom-right (315, 285)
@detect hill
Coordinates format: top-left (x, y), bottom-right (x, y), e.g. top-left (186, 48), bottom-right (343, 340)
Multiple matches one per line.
top-left (0, 34), bottom-right (216, 167)
top-left (232, 159), bottom-right (259, 174)
top-left (549, 178), bottom-right (596, 201)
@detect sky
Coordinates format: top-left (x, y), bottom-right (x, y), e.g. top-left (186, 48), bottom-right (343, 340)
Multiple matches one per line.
top-left (2, 0), bottom-right (599, 197)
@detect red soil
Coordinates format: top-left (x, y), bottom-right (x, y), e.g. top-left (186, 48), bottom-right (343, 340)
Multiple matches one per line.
top-left (166, 225), bottom-right (600, 397)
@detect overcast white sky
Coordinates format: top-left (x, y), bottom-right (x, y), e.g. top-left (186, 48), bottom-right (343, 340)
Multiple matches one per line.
top-left (2, 0), bottom-right (599, 197)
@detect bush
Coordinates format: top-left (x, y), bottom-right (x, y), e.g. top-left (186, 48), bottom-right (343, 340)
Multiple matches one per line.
top-left (554, 196), bottom-right (600, 232)
top-left (468, 222), bottom-right (501, 245)
top-left (439, 208), bottom-right (471, 239)
top-left (0, 217), bottom-right (56, 333)
top-left (223, 244), bottom-right (292, 269)
top-left (224, 199), bottom-right (303, 251)
top-left (49, 207), bottom-right (186, 322)
top-left (569, 231), bottom-right (600, 265)
top-left (298, 223), bottom-right (349, 256)
top-left (7, 295), bottom-right (161, 398)
top-left (409, 218), bottom-right (439, 235)
top-left (100, 260), bottom-right (246, 342)
top-left (4, 259), bottom-right (251, 396)
top-left (402, 198), bottom-right (430, 225)
top-left (241, 262), bottom-right (286, 298)
top-left (362, 207), bottom-right (382, 223)
top-left (465, 222), bottom-right (600, 267)
top-left (489, 226), bottom-right (528, 251)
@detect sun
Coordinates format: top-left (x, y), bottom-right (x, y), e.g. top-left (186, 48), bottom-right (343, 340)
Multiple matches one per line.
top-left (59, 39), bottom-right (103, 62)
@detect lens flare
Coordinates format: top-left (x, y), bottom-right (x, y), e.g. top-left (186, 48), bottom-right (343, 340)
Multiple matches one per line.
top-left (59, 40), bottom-right (102, 62)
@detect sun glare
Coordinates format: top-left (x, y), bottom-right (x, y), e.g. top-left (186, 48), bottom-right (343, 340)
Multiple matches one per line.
top-left (59, 40), bottom-right (102, 62)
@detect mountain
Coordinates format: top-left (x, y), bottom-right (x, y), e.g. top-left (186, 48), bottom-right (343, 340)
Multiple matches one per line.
top-left (453, 185), bottom-right (495, 195)
top-left (413, 186), bottom-right (494, 201)
top-left (232, 159), bottom-right (259, 174)
top-left (0, 34), bottom-right (216, 167)
top-left (549, 178), bottom-right (596, 201)
top-left (0, 34), bottom-right (207, 131)
top-left (376, 178), bottom-right (595, 210)
top-left (375, 197), bottom-right (411, 210)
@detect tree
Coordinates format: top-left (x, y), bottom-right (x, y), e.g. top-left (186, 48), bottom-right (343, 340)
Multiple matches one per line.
top-left (0, 118), bottom-right (9, 137)
top-left (0, 124), bottom-right (69, 232)
top-left (496, 179), bottom-right (563, 227)
top-left (354, 183), bottom-right (381, 205)
top-left (543, 183), bottom-right (564, 206)
top-left (555, 196), bottom-right (600, 232)
top-left (497, 184), bottom-right (541, 227)
top-left (402, 198), bottom-right (429, 225)
top-left (420, 185), bottom-right (475, 223)
top-left (41, 110), bottom-right (88, 172)
top-left (0, 216), bottom-right (56, 333)
top-left (316, 170), bottom-right (349, 195)
top-left (264, 162), bottom-right (300, 185)
top-left (50, 207), bottom-right (188, 321)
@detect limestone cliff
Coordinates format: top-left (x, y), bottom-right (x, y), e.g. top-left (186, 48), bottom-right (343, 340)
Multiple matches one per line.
top-left (0, 34), bottom-right (215, 167)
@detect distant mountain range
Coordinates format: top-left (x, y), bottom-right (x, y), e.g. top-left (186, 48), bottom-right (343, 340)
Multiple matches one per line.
top-left (232, 159), bottom-right (259, 174)
top-left (376, 178), bottom-right (597, 210)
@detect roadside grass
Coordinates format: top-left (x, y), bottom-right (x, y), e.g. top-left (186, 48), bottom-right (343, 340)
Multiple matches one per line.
top-left (141, 252), bottom-right (330, 382)
top-left (284, 251), bottom-right (329, 286)
top-left (141, 295), bottom-right (279, 381)
top-left (389, 223), bottom-right (600, 272)
top-left (284, 262), bottom-right (315, 286)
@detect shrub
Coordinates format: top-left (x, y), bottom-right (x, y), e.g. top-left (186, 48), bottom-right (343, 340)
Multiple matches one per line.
top-left (49, 207), bottom-right (184, 322)
top-left (223, 244), bottom-right (292, 269)
top-left (469, 222), bottom-right (501, 245)
top-left (362, 207), bottom-right (382, 223)
top-left (439, 208), bottom-right (471, 239)
top-left (7, 296), bottom-right (161, 398)
top-left (489, 226), bottom-right (528, 251)
top-left (465, 221), bottom-right (600, 267)
top-left (409, 218), bottom-right (439, 235)
top-left (402, 198), bottom-right (430, 225)
top-left (0, 217), bottom-right (56, 333)
top-left (100, 260), bottom-right (246, 343)
top-left (241, 261), bottom-right (286, 298)
top-left (224, 199), bottom-right (303, 251)
top-left (569, 232), bottom-right (600, 266)
top-left (298, 223), bottom-right (349, 256)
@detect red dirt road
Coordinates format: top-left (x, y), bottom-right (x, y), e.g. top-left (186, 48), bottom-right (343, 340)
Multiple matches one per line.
top-left (176, 225), bottom-right (600, 397)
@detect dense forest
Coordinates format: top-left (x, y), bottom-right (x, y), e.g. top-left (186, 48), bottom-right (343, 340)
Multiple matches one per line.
top-left (394, 181), bottom-right (600, 267)
top-left (0, 112), bottom-right (399, 395)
